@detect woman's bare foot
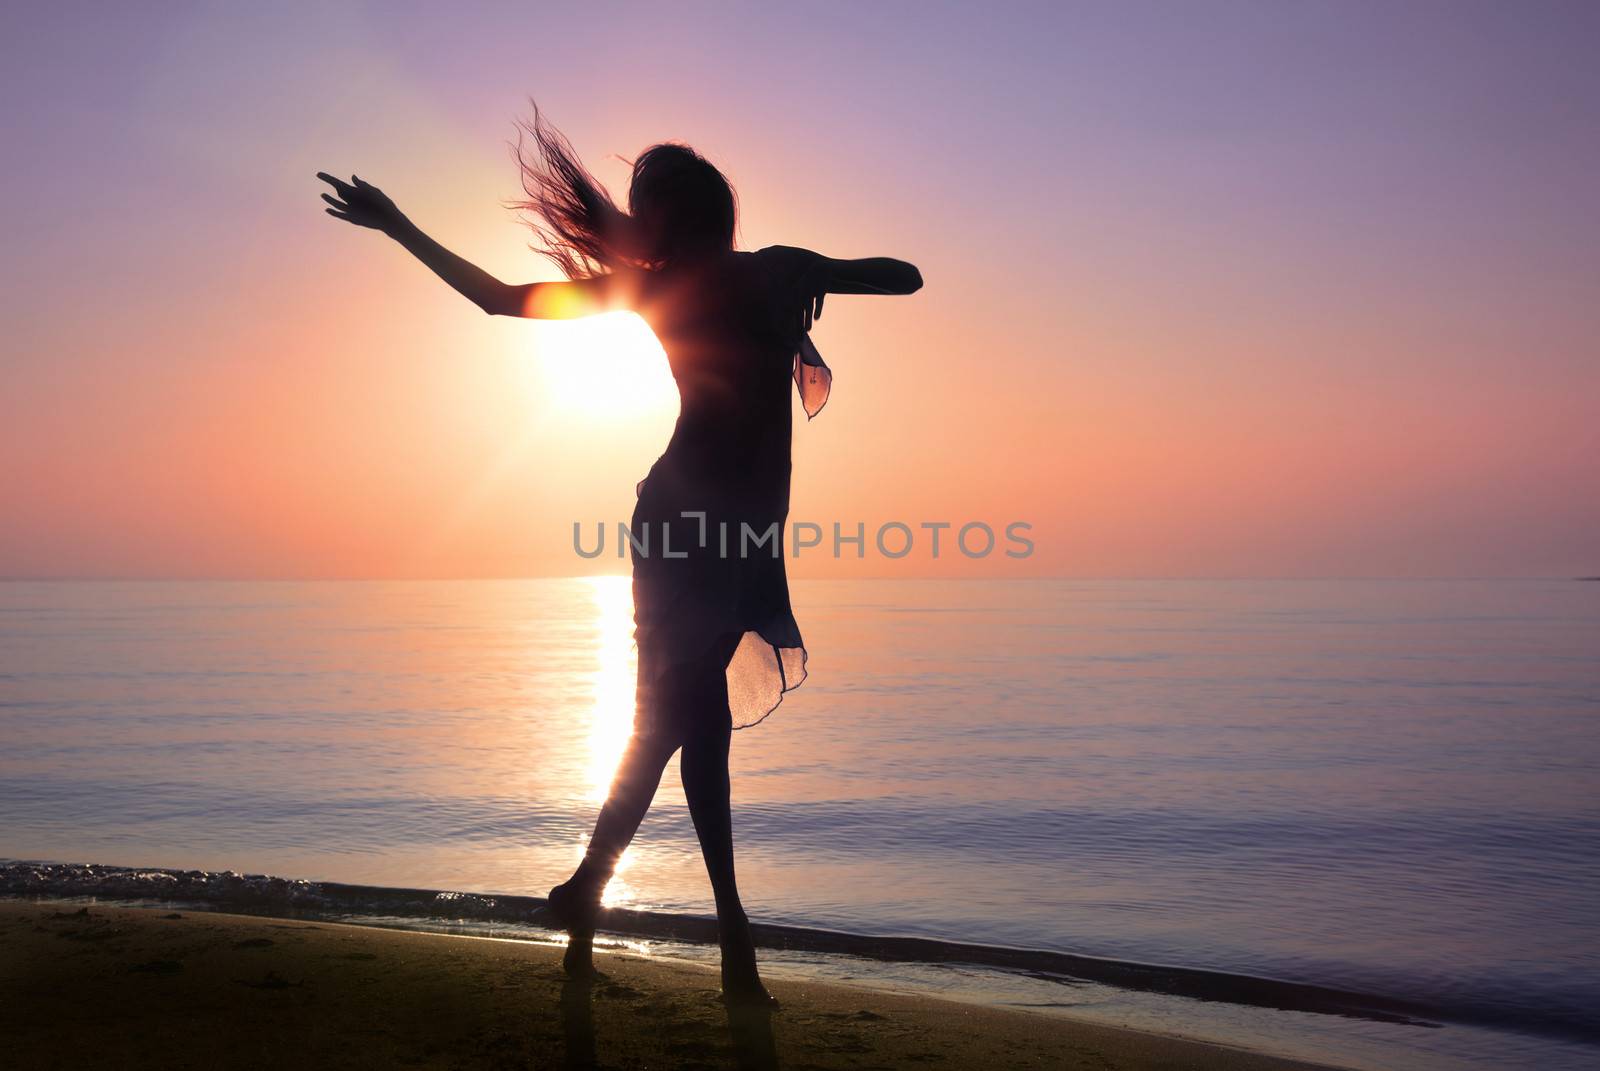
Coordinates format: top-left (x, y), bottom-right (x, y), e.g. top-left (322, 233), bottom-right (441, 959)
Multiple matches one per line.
top-left (546, 877), bottom-right (603, 978)
top-left (562, 929), bottom-right (599, 978)
top-left (719, 915), bottom-right (779, 1009)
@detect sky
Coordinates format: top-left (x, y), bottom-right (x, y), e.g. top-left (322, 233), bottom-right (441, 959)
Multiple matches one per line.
top-left (2, 1), bottom-right (1596, 579)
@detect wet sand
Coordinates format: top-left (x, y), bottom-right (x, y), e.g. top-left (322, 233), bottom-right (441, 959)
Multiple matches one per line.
top-left (0, 900), bottom-right (1338, 1070)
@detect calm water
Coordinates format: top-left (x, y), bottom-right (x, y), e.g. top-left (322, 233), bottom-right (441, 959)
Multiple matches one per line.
top-left (2, 578), bottom-right (1597, 1067)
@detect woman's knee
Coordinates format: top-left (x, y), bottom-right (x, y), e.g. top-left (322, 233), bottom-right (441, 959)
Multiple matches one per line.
top-left (634, 638), bottom-right (737, 740)
top-left (627, 707), bottom-right (685, 756)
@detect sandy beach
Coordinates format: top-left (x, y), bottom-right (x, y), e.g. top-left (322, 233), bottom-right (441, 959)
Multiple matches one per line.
top-left (0, 899), bottom-right (1339, 1070)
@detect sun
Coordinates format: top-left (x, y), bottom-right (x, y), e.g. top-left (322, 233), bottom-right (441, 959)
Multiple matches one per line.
top-left (525, 311), bottom-right (677, 423)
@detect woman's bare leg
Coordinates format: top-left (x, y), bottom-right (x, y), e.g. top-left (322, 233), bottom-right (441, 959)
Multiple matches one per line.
top-left (578, 728), bottom-right (679, 886)
top-left (551, 725), bottom-right (677, 974)
top-left (680, 723), bottom-right (739, 918)
top-left (682, 722), bottom-right (773, 1004)
top-left (679, 634), bottom-right (775, 1005)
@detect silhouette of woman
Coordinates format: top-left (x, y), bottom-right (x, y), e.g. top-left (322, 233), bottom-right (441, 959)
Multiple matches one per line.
top-left (318, 108), bottom-right (921, 1006)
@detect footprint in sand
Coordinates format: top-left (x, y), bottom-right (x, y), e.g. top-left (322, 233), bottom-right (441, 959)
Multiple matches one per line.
top-left (55, 923), bottom-right (127, 942)
top-left (130, 959), bottom-right (184, 975)
top-left (232, 937), bottom-right (275, 949)
top-left (816, 1009), bottom-right (887, 1022)
top-left (235, 971), bottom-right (304, 990)
top-left (596, 982), bottom-right (644, 1000)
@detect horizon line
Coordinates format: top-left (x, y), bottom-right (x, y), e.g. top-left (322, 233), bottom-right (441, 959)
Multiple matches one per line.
top-left (1, 573), bottom-right (1593, 583)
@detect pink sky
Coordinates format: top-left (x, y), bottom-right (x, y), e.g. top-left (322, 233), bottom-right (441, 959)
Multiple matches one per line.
top-left (2, 2), bottom-right (1596, 579)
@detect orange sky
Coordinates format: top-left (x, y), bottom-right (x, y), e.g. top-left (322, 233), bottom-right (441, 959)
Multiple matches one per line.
top-left (3, 3), bottom-right (1596, 579)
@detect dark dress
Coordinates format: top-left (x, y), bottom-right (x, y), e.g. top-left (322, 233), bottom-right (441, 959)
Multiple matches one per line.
top-left (627, 245), bottom-right (831, 730)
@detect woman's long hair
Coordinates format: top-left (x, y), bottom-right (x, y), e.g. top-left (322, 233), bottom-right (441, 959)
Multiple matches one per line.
top-left (512, 104), bottom-right (737, 279)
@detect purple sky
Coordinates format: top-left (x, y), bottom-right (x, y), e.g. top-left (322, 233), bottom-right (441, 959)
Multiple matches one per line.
top-left (2, 2), bottom-right (1597, 578)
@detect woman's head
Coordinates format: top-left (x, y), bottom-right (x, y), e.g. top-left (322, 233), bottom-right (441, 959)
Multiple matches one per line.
top-left (513, 106), bottom-right (736, 278)
top-left (626, 144), bottom-right (737, 269)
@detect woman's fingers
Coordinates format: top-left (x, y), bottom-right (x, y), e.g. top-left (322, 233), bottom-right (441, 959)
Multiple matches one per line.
top-left (799, 289), bottom-right (823, 333)
top-left (317, 173), bottom-right (366, 208)
top-left (315, 171), bottom-right (354, 196)
top-left (318, 172), bottom-right (381, 227)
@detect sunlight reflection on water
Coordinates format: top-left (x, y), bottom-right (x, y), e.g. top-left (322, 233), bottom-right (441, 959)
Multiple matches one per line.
top-left (583, 574), bottom-right (636, 802)
top-left (582, 574), bottom-right (639, 907)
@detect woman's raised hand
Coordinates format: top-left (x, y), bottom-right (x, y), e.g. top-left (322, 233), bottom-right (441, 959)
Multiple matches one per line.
top-left (317, 173), bottom-right (406, 234)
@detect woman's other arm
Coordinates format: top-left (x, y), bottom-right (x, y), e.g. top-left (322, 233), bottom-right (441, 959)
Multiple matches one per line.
top-left (767, 245), bottom-right (923, 332)
top-left (317, 172), bottom-right (626, 319)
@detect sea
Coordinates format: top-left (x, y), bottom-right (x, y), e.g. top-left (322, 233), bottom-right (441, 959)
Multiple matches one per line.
top-left (2, 577), bottom-right (1596, 1070)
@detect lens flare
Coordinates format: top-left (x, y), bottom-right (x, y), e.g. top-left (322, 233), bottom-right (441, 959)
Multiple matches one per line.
top-left (529, 312), bottom-right (675, 422)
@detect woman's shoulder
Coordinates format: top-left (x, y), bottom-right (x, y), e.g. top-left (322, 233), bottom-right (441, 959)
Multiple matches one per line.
top-left (751, 244), bottom-right (822, 262)
top-left (748, 245), bottom-right (824, 285)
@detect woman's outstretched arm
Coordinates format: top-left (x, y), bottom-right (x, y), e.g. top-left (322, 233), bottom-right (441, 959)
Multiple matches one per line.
top-left (770, 245), bottom-right (922, 331)
top-left (316, 172), bottom-right (622, 319)
top-left (817, 255), bottom-right (924, 296)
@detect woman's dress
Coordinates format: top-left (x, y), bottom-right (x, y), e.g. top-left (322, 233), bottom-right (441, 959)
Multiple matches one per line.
top-left (629, 245), bottom-right (831, 730)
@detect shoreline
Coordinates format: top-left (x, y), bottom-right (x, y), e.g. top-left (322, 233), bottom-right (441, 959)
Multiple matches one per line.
top-left (0, 899), bottom-right (1341, 1070)
top-left (0, 860), bottom-right (1439, 1028)
top-left (7, 860), bottom-right (1597, 1070)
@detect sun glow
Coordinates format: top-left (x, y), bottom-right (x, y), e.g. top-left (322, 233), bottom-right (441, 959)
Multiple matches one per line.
top-left (527, 312), bottom-right (677, 422)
